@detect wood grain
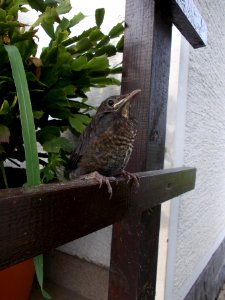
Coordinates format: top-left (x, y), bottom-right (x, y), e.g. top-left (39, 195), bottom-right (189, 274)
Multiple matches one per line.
top-left (108, 0), bottom-right (173, 299)
top-left (0, 167), bottom-right (195, 270)
top-left (169, 0), bottom-right (207, 48)
top-left (108, 0), bottom-right (206, 298)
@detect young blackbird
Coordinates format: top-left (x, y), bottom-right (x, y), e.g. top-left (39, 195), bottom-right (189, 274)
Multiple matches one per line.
top-left (68, 89), bottom-right (141, 197)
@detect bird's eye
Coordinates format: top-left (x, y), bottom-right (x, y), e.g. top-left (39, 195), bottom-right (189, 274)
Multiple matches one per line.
top-left (108, 99), bottom-right (114, 107)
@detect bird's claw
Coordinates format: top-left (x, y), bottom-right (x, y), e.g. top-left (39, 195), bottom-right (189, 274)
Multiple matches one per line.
top-left (83, 171), bottom-right (116, 199)
top-left (120, 170), bottom-right (140, 191)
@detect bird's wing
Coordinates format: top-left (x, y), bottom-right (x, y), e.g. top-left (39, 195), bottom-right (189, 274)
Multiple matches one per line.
top-left (68, 117), bottom-right (97, 170)
top-left (68, 112), bottom-right (113, 170)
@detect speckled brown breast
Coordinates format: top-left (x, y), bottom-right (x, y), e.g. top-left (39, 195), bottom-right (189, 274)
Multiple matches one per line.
top-left (77, 112), bottom-right (137, 176)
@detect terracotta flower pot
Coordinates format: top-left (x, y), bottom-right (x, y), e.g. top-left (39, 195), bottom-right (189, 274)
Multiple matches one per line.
top-left (0, 259), bottom-right (35, 300)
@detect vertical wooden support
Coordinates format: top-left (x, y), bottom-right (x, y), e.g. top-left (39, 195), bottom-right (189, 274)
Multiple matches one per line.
top-left (108, 0), bottom-right (172, 299)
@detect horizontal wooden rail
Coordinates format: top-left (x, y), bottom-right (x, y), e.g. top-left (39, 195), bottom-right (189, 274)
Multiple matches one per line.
top-left (170, 0), bottom-right (207, 48)
top-left (158, 0), bottom-right (207, 48)
top-left (0, 167), bottom-right (196, 269)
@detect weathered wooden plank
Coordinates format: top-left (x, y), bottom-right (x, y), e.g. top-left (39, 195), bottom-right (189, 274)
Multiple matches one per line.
top-left (184, 236), bottom-right (225, 300)
top-left (108, 0), bottom-right (173, 298)
top-left (169, 0), bottom-right (207, 48)
top-left (108, 0), bottom-right (173, 299)
top-left (0, 167), bottom-right (195, 270)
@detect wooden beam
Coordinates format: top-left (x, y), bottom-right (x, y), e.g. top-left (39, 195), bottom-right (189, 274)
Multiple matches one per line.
top-left (169, 0), bottom-right (207, 48)
top-left (0, 167), bottom-right (196, 270)
top-left (109, 0), bottom-right (206, 298)
top-left (109, 1), bottom-right (173, 298)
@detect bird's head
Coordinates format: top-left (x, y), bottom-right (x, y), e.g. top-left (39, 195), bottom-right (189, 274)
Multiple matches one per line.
top-left (97, 89), bottom-right (141, 118)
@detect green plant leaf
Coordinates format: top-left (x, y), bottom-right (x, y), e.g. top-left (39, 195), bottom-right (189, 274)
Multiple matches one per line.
top-left (41, 21), bottom-right (55, 39)
top-left (68, 100), bottom-right (95, 111)
top-left (116, 35), bottom-right (124, 52)
top-left (40, 153), bottom-right (64, 183)
top-left (11, 30), bottom-right (37, 44)
top-left (0, 124), bottom-right (10, 143)
top-left (95, 8), bottom-right (105, 28)
top-left (43, 136), bottom-right (73, 153)
top-left (95, 45), bottom-right (117, 57)
top-left (96, 35), bottom-right (110, 48)
top-left (73, 37), bottom-right (92, 52)
top-left (41, 166), bottom-right (55, 182)
top-left (69, 12), bottom-right (85, 28)
top-left (33, 110), bottom-right (44, 119)
top-left (0, 21), bottom-right (21, 34)
top-left (43, 88), bottom-right (68, 109)
top-left (27, 0), bottom-right (46, 12)
top-left (10, 96), bottom-right (18, 109)
top-left (0, 100), bottom-right (10, 115)
top-left (33, 6), bottom-right (57, 29)
top-left (108, 22), bottom-right (124, 38)
top-left (36, 126), bottom-right (61, 145)
top-left (8, 3), bottom-right (20, 18)
top-left (71, 55), bottom-right (87, 71)
top-left (90, 77), bottom-right (120, 87)
top-left (19, 6), bottom-right (29, 13)
top-left (84, 55), bottom-right (109, 71)
top-left (110, 66), bottom-right (123, 74)
top-left (0, 76), bottom-right (13, 84)
top-left (55, 45), bottom-right (73, 69)
top-left (0, 160), bottom-right (8, 188)
top-left (57, 16), bottom-right (70, 31)
top-left (33, 255), bottom-right (51, 299)
top-left (89, 28), bottom-right (104, 42)
top-left (0, 8), bottom-right (6, 21)
top-left (45, 0), bottom-right (58, 5)
top-left (69, 114), bottom-right (91, 133)
top-left (4, 45), bottom-right (50, 299)
top-left (56, 0), bottom-right (71, 15)
top-left (4, 45), bottom-right (40, 186)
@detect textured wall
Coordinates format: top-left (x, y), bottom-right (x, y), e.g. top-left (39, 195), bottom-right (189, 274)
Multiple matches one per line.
top-left (166, 1), bottom-right (225, 298)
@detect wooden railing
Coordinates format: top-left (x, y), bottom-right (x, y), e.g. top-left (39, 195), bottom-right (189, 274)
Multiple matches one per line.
top-left (0, 0), bottom-right (206, 299)
top-left (0, 167), bottom-right (195, 269)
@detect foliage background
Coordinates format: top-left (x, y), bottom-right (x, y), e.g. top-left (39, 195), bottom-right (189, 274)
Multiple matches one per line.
top-left (0, 0), bottom-right (124, 184)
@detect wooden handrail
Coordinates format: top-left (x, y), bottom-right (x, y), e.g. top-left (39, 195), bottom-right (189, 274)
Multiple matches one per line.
top-left (0, 167), bottom-right (195, 270)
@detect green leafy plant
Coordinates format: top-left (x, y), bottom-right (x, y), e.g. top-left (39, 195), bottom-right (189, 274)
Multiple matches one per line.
top-left (0, 0), bottom-right (124, 184)
top-left (0, 1), bottom-right (124, 298)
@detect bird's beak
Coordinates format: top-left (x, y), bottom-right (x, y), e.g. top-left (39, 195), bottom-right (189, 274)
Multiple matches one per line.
top-left (113, 89), bottom-right (141, 110)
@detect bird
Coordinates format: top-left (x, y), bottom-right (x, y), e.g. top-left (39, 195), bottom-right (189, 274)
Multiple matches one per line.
top-left (68, 89), bottom-right (141, 198)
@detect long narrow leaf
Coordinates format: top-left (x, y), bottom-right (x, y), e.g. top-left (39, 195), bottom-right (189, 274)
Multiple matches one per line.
top-left (4, 45), bottom-right (51, 299)
top-left (95, 8), bottom-right (105, 28)
top-left (33, 255), bottom-right (51, 299)
top-left (4, 45), bottom-right (40, 186)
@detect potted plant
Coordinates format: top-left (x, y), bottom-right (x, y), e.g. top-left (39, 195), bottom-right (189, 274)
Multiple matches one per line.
top-left (0, 0), bottom-right (123, 298)
top-left (0, 259), bottom-right (35, 300)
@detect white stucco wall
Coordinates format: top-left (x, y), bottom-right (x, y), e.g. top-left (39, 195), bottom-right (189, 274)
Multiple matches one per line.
top-left (164, 1), bottom-right (225, 299)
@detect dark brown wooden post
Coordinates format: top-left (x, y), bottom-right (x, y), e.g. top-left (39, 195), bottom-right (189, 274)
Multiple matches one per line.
top-left (108, 0), bottom-right (172, 299)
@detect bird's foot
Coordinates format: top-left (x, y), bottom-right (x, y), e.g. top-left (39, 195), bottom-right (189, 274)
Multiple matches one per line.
top-left (120, 170), bottom-right (140, 190)
top-left (83, 171), bottom-right (116, 199)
